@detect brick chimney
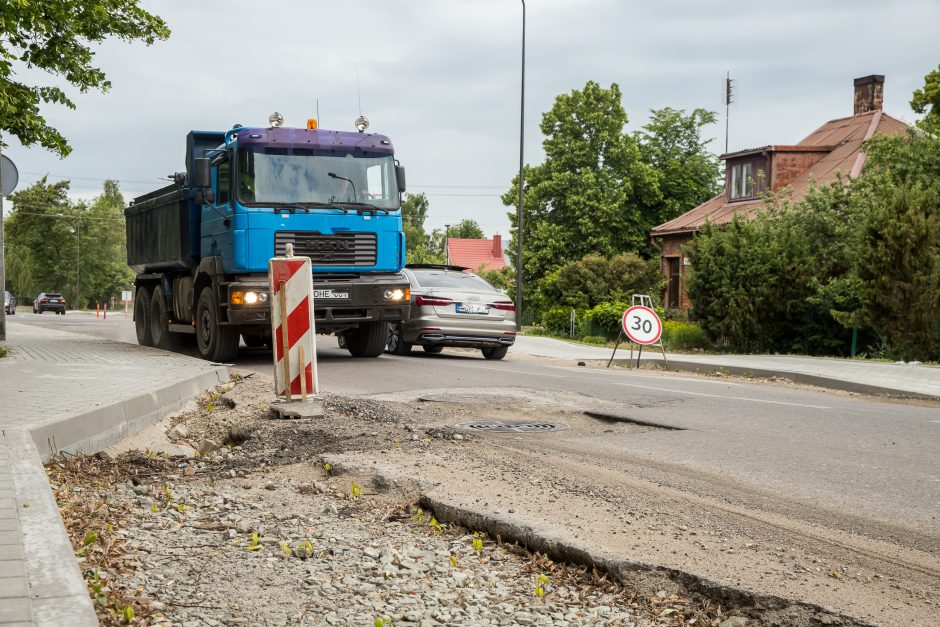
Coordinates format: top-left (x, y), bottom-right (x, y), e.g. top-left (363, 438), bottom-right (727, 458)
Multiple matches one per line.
top-left (854, 75), bottom-right (884, 115)
top-left (492, 234), bottom-right (502, 258)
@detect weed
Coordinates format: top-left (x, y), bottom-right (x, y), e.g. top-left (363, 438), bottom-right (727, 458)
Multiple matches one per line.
top-left (350, 481), bottom-right (362, 499)
top-left (83, 530), bottom-right (98, 546)
top-left (122, 605), bottom-right (134, 624)
top-left (533, 573), bottom-right (550, 598)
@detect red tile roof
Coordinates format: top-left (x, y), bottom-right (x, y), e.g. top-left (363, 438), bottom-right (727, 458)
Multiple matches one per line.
top-left (447, 236), bottom-right (507, 272)
top-left (651, 110), bottom-right (908, 236)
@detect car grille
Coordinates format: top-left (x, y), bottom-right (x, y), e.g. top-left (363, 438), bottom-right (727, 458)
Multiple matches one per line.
top-left (275, 231), bottom-right (377, 266)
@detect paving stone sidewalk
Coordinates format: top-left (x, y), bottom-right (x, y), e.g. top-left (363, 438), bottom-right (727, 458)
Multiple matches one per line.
top-left (0, 321), bottom-right (228, 626)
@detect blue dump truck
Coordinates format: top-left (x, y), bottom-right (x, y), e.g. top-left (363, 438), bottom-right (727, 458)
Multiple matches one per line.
top-left (125, 115), bottom-right (410, 361)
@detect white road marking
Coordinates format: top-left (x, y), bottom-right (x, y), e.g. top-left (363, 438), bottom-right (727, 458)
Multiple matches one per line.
top-left (453, 361), bottom-right (829, 410)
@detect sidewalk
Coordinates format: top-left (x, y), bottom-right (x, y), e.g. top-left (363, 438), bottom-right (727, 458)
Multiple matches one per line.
top-left (512, 335), bottom-right (940, 399)
top-left (0, 321), bottom-right (228, 626)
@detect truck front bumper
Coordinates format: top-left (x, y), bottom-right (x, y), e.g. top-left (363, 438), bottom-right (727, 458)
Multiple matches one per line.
top-left (223, 273), bottom-right (410, 329)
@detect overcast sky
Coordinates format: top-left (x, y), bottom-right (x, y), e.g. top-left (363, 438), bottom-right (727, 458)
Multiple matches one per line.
top-left (5, 0), bottom-right (939, 237)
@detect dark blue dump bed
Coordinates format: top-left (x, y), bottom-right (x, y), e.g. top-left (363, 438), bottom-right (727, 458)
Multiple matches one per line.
top-left (125, 184), bottom-right (200, 274)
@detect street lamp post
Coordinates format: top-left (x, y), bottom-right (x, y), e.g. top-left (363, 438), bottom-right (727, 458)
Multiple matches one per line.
top-left (516, 0), bottom-right (526, 331)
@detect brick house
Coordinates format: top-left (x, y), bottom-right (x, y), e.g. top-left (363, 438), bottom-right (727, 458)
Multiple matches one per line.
top-left (446, 234), bottom-right (507, 272)
top-left (651, 75), bottom-right (907, 310)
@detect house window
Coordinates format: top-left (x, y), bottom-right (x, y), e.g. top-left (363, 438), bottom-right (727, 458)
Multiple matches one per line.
top-left (729, 162), bottom-right (755, 200)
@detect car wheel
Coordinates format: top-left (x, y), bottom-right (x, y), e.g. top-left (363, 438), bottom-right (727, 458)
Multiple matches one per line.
top-left (344, 321), bottom-right (387, 358)
top-left (195, 288), bottom-right (239, 362)
top-left (423, 345), bottom-right (444, 354)
top-left (150, 285), bottom-right (180, 350)
top-left (386, 323), bottom-right (412, 356)
top-left (135, 286), bottom-right (154, 346)
top-left (481, 346), bottom-right (509, 360)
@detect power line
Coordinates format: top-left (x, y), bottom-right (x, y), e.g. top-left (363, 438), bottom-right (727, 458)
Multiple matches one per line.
top-left (10, 211), bottom-right (124, 223)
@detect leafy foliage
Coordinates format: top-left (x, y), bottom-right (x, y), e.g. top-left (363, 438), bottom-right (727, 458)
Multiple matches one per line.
top-left (502, 82), bottom-right (719, 313)
top-left (0, 0), bottom-right (169, 155)
top-left (402, 192), bottom-right (444, 264)
top-left (536, 252), bottom-right (662, 313)
top-left (910, 63), bottom-right (940, 123)
top-left (6, 179), bottom-right (134, 308)
top-left (447, 219), bottom-right (485, 240)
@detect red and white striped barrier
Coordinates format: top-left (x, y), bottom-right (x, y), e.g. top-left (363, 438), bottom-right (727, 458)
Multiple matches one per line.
top-left (269, 246), bottom-right (319, 400)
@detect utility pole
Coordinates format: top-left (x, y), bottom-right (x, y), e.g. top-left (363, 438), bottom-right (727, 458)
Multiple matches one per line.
top-left (75, 216), bottom-right (81, 309)
top-left (516, 0), bottom-right (526, 331)
top-left (444, 224), bottom-right (450, 265)
top-left (0, 136), bottom-right (5, 341)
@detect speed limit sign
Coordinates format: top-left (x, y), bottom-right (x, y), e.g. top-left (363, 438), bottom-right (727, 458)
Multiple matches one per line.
top-left (621, 305), bottom-right (662, 345)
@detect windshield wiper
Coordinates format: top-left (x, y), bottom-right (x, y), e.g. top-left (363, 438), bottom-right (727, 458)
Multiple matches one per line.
top-left (331, 201), bottom-right (390, 215)
top-left (254, 201), bottom-right (335, 211)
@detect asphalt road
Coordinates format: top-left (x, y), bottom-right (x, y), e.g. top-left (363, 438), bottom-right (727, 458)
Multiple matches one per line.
top-left (10, 311), bottom-right (940, 533)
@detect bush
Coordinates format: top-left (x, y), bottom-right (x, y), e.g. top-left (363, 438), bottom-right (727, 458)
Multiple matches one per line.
top-left (583, 301), bottom-right (629, 339)
top-left (541, 307), bottom-right (578, 335)
top-left (662, 320), bottom-right (710, 351)
top-left (580, 335), bottom-right (609, 345)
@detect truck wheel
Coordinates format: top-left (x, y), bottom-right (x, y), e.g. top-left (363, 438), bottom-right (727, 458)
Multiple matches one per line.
top-left (135, 287), bottom-right (154, 347)
top-left (385, 323), bottom-right (412, 356)
top-left (195, 288), bottom-right (239, 362)
top-left (344, 321), bottom-right (387, 358)
top-left (150, 286), bottom-right (180, 351)
top-left (481, 346), bottom-right (508, 360)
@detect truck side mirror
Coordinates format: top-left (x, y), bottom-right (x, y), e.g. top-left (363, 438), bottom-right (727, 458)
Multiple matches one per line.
top-left (395, 165), bottom-right (406, 194)
top-left (193, 158), bottom-right (211, 188)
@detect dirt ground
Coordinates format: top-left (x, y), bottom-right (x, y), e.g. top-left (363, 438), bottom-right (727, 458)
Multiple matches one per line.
top-left (49, 371), bottom-right (938, 626)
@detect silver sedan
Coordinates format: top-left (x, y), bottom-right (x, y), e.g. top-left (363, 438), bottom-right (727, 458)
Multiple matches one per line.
top-left (386, 266), bottom-right (516, 359)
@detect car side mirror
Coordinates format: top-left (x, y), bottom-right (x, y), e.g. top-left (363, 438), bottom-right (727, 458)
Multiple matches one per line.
top-left (192, 158), bottom-right (211, 188)
top-left (395, 165), bottom-right (406, 194)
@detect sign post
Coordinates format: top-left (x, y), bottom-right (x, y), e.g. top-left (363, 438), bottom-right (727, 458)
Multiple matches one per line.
top-left (0, 149), bottom-right (20, 342)
top-left (268, 244), bottom-right (323, 418)
top-left (606, 294), bottom-right (669, 370)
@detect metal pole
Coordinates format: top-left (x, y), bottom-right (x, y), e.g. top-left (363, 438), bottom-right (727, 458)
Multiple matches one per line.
top-left (516, 0), bottom-right (526, 331)
top-left (0, 136), bottom-right (5, 341)
top-left (75, 216), bottom-right (80, 310)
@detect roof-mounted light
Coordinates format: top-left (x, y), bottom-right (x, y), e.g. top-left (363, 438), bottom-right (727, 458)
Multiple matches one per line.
top-left (355, 115), bottom-right (369, 133)
top-left (269, 112), bottom-right (284, 128)
top-left (307, 118), bottom-right (318, 129)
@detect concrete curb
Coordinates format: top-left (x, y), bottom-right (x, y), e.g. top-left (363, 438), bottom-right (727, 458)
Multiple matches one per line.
top-left (5, 364), bottom-right (228, 626)
top-left (419, 493), bottom-right (874, 627)
top-left (606, 357), bottom-right (940, 401)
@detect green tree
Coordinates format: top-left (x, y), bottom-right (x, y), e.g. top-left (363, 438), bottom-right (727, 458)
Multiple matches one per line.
top-left (637, 107), bottom-right (721, 226)
top-left (5, 178), bottom-right (75, 299)
top-left (855, 184), bottom-right (940, 361)
top-left (502, 81), bottom-right (661, 305)
top-left (401, 193), bottom-right (443, 264)
top-left (0, 0), bottom-right (169, 155)
top-left (911, 64), bottom-right (940, 123)
top-left (448, 219), bottom-right (485, 240)
top-left (78, 180), bottom-right (135, 307)
top-left (6, 179), bottom-right (132, 308)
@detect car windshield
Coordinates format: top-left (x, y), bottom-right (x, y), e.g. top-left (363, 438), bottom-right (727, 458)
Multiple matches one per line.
top-left (237, 147), bottom-right (399, 211)
top-left (413, 271), bottom-right (498, 292)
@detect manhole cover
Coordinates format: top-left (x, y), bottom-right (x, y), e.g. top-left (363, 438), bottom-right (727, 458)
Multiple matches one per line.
top-left (456, 420), bottom-right (567, 433)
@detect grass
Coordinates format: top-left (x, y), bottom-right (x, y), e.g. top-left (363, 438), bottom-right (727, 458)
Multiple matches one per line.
top-left (0, 347), bottom-right (7, 358)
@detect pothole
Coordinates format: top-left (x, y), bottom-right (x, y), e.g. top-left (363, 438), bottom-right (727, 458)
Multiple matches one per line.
top-left (583, 411), bottom-right (684, 430)
top-left (455, 420), bottom-right (567, 433)
top-left (419, 392), bottom-right (512, 404)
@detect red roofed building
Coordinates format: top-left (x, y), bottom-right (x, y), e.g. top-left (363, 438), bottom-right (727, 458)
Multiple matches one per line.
top-left (446, 234), bottom-right (507, 272)
top-left (651, 75), bottom-right (908, 311)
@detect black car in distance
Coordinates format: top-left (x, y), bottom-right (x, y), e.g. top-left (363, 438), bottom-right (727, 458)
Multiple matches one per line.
top-left (33, 292), bottom-right (67, 315)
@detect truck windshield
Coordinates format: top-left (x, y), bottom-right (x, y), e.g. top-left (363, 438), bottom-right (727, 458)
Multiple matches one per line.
top-left (237, 147), bottom-right (399, 211)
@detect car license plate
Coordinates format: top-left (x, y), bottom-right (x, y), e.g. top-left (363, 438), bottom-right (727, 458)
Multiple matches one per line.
top-left (314, 289), bottom-right (349, 300)
top-left (456, 303), bottom-right (489, 314)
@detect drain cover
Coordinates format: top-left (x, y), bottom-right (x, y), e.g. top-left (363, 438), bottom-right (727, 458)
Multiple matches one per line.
top-left (456, 420), bottom-right (566, 433)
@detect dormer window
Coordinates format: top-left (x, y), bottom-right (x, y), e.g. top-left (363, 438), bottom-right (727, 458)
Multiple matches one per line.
top-left (730, 162), bottom-right (754, 200)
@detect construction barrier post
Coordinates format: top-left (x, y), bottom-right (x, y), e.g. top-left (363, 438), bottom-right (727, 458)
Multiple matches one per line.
top-left (268, 244), bottom-right (319, 402)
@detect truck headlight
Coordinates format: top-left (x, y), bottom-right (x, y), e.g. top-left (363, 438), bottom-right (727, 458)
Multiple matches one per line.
top-left (244, 291), bottom-right (259, 304)
top-left (384, 288), bottom-right (409, 301)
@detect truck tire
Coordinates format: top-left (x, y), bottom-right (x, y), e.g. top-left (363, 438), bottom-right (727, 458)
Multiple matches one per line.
top-left (344, 321), bottom-right (387, 358)
top-left (150, 286), bottom-right (180, 351)
top-left (195, 288), bottom-right (239, 362)
top-left (135, 287), bottom-right (154, 347)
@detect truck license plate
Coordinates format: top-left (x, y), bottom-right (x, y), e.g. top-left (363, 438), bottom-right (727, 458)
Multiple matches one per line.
top-left (314, 289), bottom-right (349, 300)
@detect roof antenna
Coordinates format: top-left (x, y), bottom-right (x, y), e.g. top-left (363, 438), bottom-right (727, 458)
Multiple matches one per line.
top-left (356, 66), bottom-right (363, 116)
top-left (725, 71), bottom-right (734, 154)
top-left (354, 66), bottom-right (369, 133)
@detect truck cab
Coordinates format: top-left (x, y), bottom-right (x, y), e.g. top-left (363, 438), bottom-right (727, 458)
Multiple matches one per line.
top-left (126, 117), bottom-right (411, 361)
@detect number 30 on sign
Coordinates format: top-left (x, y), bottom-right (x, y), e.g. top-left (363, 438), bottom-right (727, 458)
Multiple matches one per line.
top-left (621, 305), bottom-right (662, 345)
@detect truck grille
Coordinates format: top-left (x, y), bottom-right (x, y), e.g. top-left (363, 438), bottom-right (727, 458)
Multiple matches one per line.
top-left (275, 231), bottom-right (377, 266)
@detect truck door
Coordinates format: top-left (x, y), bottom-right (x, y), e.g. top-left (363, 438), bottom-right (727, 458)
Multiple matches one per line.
top-left (201, 154), bottom-right (236, 270)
